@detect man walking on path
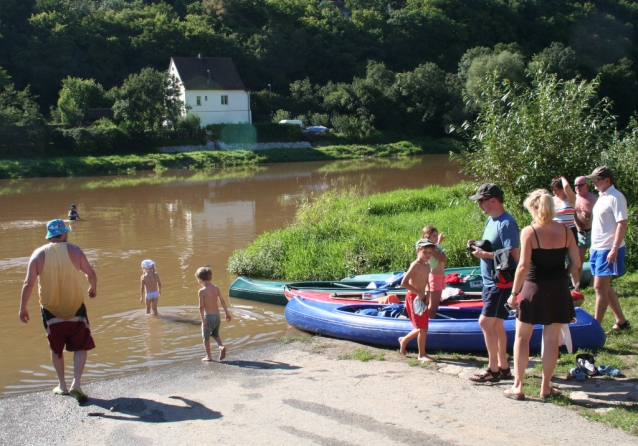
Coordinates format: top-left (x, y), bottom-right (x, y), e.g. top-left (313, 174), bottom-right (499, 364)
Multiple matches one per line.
top-left (585, 166), bottom-right (630, 332)
top-left (467, 184), bottom-right (520, 383)
top-left (573, 176), bottom-right (598, 285)
top-left (19, 219), bottom-right (97, 402)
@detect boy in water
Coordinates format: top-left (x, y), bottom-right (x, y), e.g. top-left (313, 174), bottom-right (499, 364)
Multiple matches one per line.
top-left (196, 266), bottom-right (232, 362)
top-left (68, 204), bottom-right (81, 221)
top-left (399, 239), bottom-right (436, 362)
top-left (422, 225), bottom-right (447, 318)
top-left (140, 259), bottom-right (162, 315)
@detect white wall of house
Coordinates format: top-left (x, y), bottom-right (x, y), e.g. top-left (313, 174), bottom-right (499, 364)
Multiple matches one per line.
top-left (185, 90), bottom-right (251, 126)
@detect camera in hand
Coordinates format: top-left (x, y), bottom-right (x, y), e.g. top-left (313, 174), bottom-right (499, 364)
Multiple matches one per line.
top-left (467, 239), bottom-right (492, 253)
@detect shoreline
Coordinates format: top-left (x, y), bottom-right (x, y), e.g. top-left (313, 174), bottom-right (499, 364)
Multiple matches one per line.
top-left (0, 138), bottom-right (458, 180)
top-left (1, 337), bottom-right (635, 445)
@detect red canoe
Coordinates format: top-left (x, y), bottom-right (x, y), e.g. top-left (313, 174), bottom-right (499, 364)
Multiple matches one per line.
top-left (283, 287), bottom-right (484, 309)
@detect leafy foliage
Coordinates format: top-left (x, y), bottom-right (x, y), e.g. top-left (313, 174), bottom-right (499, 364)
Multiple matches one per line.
top-left (456, 70), bottom-right (616, 203)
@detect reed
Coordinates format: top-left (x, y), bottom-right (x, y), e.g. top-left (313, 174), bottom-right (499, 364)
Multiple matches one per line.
top-left (227, 183), bottom-right (489, 280)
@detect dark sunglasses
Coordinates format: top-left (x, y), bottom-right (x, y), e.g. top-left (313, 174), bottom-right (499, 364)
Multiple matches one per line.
top-left (574, 183), bottom-right (587, 188)
top-left (477, 197), bottom-right (492, 203)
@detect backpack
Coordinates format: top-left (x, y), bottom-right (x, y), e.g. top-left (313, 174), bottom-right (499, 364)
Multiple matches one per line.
top-left (492, 248), bottom-right (517, 289)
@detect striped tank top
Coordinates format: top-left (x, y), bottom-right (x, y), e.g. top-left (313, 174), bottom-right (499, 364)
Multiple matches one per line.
top-left (553, 197), bottom-right (575, 229)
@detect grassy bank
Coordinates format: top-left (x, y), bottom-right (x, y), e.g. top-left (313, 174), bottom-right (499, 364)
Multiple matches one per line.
top-left (228, 183), bottom-right (486, 279)
top-left (0, 138), bottom-right (460, 179)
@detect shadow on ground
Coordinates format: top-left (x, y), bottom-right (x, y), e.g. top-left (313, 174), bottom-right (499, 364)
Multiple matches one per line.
top-left (83, 395), bottom-right (221, 423)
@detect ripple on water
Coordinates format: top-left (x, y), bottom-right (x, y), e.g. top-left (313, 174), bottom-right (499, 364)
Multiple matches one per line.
top-left (3, 305), bottom-right (288, 397)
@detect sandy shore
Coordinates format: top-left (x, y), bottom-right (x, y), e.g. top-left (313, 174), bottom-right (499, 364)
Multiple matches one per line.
top-left (0, 337), bottom-right (635, 446)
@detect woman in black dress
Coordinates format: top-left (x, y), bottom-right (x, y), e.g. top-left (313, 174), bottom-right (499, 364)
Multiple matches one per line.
top-left (504, 189), bottom-right (580, 400)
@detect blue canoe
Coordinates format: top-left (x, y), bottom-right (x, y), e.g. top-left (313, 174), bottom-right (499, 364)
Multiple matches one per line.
top-left (284, 297), bottom-right (606, 352)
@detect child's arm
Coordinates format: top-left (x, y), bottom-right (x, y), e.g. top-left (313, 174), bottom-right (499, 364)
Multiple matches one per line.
top-left (140, 276), bottom-right (145, 304)
top-left (156, 273), bottom-right (162, 296)
top-left (438, 232), bottom-right (445, 244)
top-left (198, 289), bottom-right (209, 329)
top-left (217, 288), bottom-right (232, 322)
top-left (431, 246), bottom-right (447, 263)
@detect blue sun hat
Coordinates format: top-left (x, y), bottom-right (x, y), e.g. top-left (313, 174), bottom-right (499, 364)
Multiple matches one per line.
top-left (46, 219), bottom-right (71, 239)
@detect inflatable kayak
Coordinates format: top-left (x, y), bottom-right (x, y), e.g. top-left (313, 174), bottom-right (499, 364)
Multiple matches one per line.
top-left (284, 297), bottom-right (606, 352)
top-left (283, 287), bottom-right (484, 309)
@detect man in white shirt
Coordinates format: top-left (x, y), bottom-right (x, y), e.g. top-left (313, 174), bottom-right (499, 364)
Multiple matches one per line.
top-left (585, 166), bottom-right (629, 332)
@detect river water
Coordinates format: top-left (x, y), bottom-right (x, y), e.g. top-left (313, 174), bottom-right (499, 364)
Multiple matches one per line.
top-left (0, 155), bottom-right (466, 396)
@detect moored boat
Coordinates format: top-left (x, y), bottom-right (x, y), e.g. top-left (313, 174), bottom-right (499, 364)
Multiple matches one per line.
top-left (284, 297), bottom-right (606, 352)
top-left (229, 267), bottom-right (481, 305)
top-left (283, 287), bottom-right (484, 309)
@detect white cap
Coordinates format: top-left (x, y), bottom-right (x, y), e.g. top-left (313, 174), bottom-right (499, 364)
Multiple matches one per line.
top-left (141, 259), bottom-right (155, 268)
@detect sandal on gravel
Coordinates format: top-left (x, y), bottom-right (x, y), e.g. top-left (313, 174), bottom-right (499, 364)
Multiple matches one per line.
top-left (504, 388), bottom-right (525, 401)
top-left (606, 320), bottom-right (630, 335)
top-left (499, 367), bottom-right (513, 380)
top-left (469, 368), bottom-right (500, 383)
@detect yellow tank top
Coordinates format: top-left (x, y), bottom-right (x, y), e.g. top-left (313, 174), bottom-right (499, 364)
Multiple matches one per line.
top-left (38, 243), bottom-right (85, 320)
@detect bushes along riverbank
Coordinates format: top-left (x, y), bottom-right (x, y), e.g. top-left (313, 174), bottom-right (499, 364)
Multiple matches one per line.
top-left (0, 138), bottom-right (458, 179)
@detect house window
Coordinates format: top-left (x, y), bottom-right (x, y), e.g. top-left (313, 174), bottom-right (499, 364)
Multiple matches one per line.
top-left (205, 96), bottom-right (208, 101)
top-left (221, 95), bottom-right (228, 105)
top-left (196, 96), bottom-right (201, 106)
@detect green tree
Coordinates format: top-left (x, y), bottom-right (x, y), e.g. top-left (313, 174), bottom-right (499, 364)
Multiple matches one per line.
top-left (0, 84), bottom-right (45, 126)
top-left (456, 70), bottom-right (616, 203)
top-left (465, 50), bottom-right (526, 107)
top-left (57, 77), bottom-right (110, 125)
top-left (112, 68), bottom-right (183, 133)
top-left (528, 42), bottom-right (579, 81)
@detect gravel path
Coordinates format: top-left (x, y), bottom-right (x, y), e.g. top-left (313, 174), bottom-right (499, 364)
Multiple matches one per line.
top-left (0, 338), bottom-right (635, 445)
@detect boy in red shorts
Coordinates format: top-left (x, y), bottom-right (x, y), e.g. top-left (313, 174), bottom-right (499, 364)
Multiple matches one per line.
top-left (399, 239), bottom-right (436, 362)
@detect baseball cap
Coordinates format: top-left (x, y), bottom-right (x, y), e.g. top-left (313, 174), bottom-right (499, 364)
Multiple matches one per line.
top-left (70, 204), bottom-right (76, 209)
top-left (415, 238), bottom-right (436, 250)
top-left (585, 166), bottom-right (613, 181)
top-left (469, 183), bottom-right (503, 201)
top-left (45, 219), bottom-right (71, 239)
top-left (141, 259), bottom-right (155, 269)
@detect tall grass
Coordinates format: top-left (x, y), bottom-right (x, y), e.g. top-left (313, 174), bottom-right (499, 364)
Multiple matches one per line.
top-left (227, 183), bottom-right (492, 280)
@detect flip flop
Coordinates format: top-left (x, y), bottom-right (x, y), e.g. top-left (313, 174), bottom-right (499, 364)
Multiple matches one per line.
top-left (52, 386), bottom-right (69, 395)
top-left (541, 388), bottom-right (561, 399)
top-left (597, 365), bottom-right (621, 377)
top-left (503, 388), bottom-right (525, 401)
top-left (69, 388), bottom-right (88, 402)
top-left (570, 367), bottom-right (586, 381)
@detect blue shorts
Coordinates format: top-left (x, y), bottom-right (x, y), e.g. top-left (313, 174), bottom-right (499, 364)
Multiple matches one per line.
top-left (590, 247), bottom-right (626, 278)
top-left (481, 285), bottom-right (511, 320)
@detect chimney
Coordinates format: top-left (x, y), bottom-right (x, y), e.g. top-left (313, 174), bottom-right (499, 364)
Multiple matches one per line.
top-left (198, 53), bottom-right (204, 59)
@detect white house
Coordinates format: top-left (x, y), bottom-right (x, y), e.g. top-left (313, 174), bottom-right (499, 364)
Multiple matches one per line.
top-left (168, 55), bottom-right (251, 126)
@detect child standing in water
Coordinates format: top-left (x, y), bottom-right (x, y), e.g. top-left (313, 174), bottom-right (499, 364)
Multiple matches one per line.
top-left (422, 225), bottom-right (448, 318)
top-left (196, 266), bottom-right (232, 362)
top-left (399, 239), bottom-right (436, 362)
top-left (140, 259), bottom-right (162, 315)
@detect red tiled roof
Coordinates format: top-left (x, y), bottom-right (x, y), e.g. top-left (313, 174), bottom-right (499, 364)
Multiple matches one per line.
top-left (170, 57), bottom-right (247, 91)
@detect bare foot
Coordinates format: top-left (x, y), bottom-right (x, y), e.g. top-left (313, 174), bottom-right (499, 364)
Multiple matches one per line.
top-left (418, 355), bottom-right (435, 363)
top-left (219, 346), bottom-right (226, 361)
top-left (398, 337), bottom-right (407, 356)
top-left (201, 357), bottom-right (213, 362)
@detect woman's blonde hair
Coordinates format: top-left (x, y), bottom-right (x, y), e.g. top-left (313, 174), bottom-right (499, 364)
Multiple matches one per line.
top-left (524, 189), bottom-right (555, 223)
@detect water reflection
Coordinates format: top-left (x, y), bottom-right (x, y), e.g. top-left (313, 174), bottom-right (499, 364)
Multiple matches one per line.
top-left (0, 155), bottom-right (466, 396)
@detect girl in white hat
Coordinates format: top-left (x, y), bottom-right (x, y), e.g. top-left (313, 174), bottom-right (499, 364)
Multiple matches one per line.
top-left (140, 259), bottom-right (162, 315)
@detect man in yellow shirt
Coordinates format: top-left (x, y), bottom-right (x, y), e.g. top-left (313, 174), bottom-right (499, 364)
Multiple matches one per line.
top-left (19, 219), bottom-right (97, 402)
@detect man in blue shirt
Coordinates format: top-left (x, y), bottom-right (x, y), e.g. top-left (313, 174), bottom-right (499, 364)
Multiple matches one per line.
top-left (467, 183), bottom-right (520, 383)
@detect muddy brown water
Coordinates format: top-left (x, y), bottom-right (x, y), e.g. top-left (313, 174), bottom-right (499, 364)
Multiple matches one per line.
top-left (0, 155), bottom-right (467, 396)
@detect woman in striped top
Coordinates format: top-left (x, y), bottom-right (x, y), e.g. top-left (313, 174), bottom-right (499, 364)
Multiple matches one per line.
top-left (551, 177), bottom-right (578, 241)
